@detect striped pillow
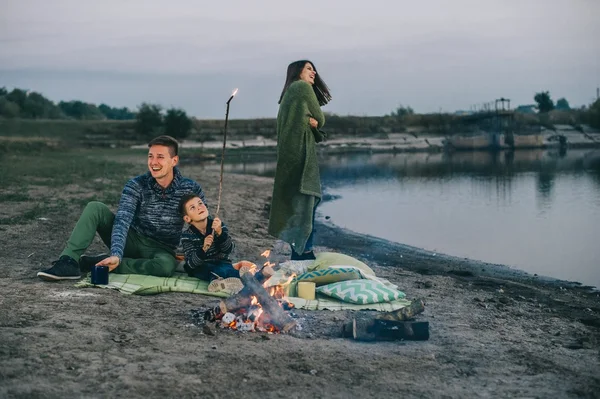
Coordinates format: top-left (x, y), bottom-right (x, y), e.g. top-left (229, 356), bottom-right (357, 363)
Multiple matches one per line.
top-left (294, 267), bottom-right (362, 286)
top-left (317, 280), bottom-right (405, 304)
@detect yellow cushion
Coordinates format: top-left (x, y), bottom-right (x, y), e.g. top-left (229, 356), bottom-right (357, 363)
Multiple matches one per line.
top-left (311, 252), bottom-right (375, 276)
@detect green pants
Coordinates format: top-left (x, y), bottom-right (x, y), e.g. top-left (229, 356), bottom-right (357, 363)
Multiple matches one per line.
top-left (60, 201), bottom-right (178, 277)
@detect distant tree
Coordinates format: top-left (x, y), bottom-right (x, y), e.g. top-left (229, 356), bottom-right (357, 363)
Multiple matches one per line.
top-left (0, 88), bottom-right (63, 119)
top-left (391, 104), bottom-right (414, 118)
top-left (555, 97), bottom-right (571, 110)
top-left (164, 108), bottom-right (192, 139)
top-left (98, 104), bottom-right (136, 120)
top-left (6, 88), bottom-right (28, 110)
top-left (0, 87), bottom-right (7, 96)
top-left (22, 92), bottom-right (63, 119)
top-left (0, 97), bottom-right (20, 118)
top-left (534, 91), bottom-right (555, 113)
top-left (59, 100), bottom-right (104, 120)
top-left (135, 103), bottom-right (163, 137)
top-left (587, 99), bottom-right (600, 129)
top-left (515, 104), bottom-right (537, 114)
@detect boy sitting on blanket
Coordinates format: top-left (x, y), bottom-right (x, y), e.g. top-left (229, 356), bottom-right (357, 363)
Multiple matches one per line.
top-left (178, 193), bottom-right (243, 293)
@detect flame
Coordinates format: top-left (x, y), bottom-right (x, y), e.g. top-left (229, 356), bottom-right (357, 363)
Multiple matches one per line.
top-left (231, 88), bottom-right (239, 97)
top-left (217, 248), bottom-right (298, 334)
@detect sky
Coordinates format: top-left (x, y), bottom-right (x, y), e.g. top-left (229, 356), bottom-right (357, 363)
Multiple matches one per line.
top-left (1, 0), bottom-right (599, 118)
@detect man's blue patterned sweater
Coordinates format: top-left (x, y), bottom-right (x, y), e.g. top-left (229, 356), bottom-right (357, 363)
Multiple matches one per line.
top-left (110, 167), bottom-right (205, 260)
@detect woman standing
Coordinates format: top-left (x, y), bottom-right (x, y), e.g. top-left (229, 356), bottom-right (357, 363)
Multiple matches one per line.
top-left (268, 60), bottom-right (332, 260)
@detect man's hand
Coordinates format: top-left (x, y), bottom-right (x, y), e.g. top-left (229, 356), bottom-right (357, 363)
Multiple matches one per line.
top-left (96, 256), bottom-right (120, 272)
top-left (212, 218), bottom-right (223, 236)
top-left (203, 235), bottom-right (214, 252)
top-left (309, 117), bottom-right (318, 128)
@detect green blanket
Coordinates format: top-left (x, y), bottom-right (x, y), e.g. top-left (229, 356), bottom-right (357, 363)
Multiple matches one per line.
top-left (288, 295), bottom-right (411, 312)
top-left (268, 80), bottom-right (326, 254)
top-left (75, 273), bottom-right (410, 312)
top-left (75, 273), bottom-right (229, 297)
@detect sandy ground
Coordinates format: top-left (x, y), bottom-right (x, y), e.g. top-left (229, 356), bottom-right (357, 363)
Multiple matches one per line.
top-left (1, 164), bottom-right (599, 399)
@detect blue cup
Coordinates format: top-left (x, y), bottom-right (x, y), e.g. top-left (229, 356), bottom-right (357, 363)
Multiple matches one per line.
top-left (91, 265), bottom-right (109, 285)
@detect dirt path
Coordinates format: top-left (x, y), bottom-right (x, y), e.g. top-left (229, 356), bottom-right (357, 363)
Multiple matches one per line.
top-left (1, 164), bottom-right (599, 399)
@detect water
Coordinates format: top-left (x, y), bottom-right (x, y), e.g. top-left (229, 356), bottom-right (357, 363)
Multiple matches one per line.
top-left (200, 149), bottom-right (600, 288)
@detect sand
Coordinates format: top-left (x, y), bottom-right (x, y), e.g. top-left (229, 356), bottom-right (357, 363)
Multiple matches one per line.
top-left (1, 164), bottom-right (599, 399)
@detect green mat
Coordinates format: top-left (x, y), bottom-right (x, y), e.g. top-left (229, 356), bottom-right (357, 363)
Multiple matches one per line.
top-left (75, 273), bottom-right (410, 311)
top-left (287, 295), bottom-right (411, 311)
top-left (75, 273), bottom-right (229, 297)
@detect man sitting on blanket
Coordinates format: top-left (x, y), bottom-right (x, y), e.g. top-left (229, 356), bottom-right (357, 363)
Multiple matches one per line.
top-left (37, 135), bottom-right (206, 281)
top-left (178, 193), bottom-right (244, 293)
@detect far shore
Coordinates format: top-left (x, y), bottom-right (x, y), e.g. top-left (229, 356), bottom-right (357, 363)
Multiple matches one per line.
top-left (129, 126), bottom-right (600, 154)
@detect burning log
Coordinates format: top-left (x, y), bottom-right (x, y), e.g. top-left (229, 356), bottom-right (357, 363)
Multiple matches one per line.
top-left (218, 268), bottom-right (273, 314)
top-left (237, 272), bottom-right (297, 332)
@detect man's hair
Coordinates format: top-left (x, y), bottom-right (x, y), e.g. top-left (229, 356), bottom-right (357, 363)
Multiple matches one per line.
top-left (178, 193), bottom-right (201, 216)
top-left (278, 60), bottom-right (332, 106)
top-left (148, 135), bottom-right (179, 157)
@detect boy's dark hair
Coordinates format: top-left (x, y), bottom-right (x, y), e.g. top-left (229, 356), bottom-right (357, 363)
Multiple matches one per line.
top-left (178, 193), bottom-right (201, 216)
top-left (148, 135), bottom-right (179, 157)
top-left (278, 60), bottom-right (332, 106)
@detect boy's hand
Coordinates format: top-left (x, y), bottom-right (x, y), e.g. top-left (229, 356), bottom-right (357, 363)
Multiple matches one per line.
top-left (203, 235), bottom-right (214, 252)
top-left (212, 218), bottom-right (222, 236)
top-left (309, 117), bottom-right (318, 128)
top-left (96, 256), bottom-right (120, 272)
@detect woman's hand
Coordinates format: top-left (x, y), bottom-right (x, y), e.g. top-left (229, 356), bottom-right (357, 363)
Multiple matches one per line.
top-left (309, 117), bottom-right (318, 128)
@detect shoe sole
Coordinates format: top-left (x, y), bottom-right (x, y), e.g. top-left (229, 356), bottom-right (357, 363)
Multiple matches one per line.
top-left (37, 272), bottom-right (81, 281)
top-left (208, 278), bottom-right (244, 294)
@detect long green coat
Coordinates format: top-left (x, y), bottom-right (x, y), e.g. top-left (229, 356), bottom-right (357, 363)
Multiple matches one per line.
top-left (268, 80), bottom-right (326, 254)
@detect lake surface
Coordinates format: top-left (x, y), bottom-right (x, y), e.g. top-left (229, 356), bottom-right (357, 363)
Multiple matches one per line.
top-left (199, 149), bottom-right (600, 288)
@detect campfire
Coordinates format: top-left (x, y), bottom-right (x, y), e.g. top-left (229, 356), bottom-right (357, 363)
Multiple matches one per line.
top-left (204, 250), bottom-right (297, 333)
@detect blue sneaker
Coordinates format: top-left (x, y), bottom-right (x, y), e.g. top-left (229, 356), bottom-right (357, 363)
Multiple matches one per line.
top-left (37, 256), bottom-right (81, 281)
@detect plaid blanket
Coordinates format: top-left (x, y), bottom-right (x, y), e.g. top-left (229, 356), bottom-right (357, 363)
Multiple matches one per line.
top-left (75, 273), bottom-right (410, 311)
top-left (288, 295), bottom-right (411, 311)
top-left (75, 273), bottom-right (229, 297)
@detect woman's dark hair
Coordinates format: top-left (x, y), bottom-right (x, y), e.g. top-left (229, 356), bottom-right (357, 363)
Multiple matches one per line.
top-left (278, 60), bottom-right (332, 106)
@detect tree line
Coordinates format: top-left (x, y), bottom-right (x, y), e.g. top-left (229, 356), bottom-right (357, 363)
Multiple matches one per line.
top-left (3, 85), bottom-right (599, 139)
top-left (0, 87), bottom-right (192, 139)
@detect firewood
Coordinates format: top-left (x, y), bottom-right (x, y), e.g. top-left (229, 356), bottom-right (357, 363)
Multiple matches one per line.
top-left (219, 289), bottom-right (253, 314)
top-left (375, 298), bottom-right (425, 321)
top-left (351, 318), bottom-right (429, 341)
top-left (239, 272), bottom-right (297, 332)
top-left (218, 269), bottom-right (273, 314)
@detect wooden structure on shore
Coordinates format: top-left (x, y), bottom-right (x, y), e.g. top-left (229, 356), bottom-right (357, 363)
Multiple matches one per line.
top-left (447, 98), bottom-right (529, 151)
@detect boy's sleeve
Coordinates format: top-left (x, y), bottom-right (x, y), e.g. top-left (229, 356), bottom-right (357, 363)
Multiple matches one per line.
top-left (214, 223), bottom-right (234, 257)
top-left (181, 231), bottom-right (207, 270)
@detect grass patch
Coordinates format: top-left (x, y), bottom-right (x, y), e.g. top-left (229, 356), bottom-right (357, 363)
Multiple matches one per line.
top-left (0, 193), bottom-right (30, 201)
top-left (0, 203), bottom-right (51, 225)
top-left (0, 148), bottom-right (138, 189)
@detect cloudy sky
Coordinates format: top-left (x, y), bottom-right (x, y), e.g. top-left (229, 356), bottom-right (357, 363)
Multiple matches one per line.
top-left (1, 0), bottom-right (598, 118)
